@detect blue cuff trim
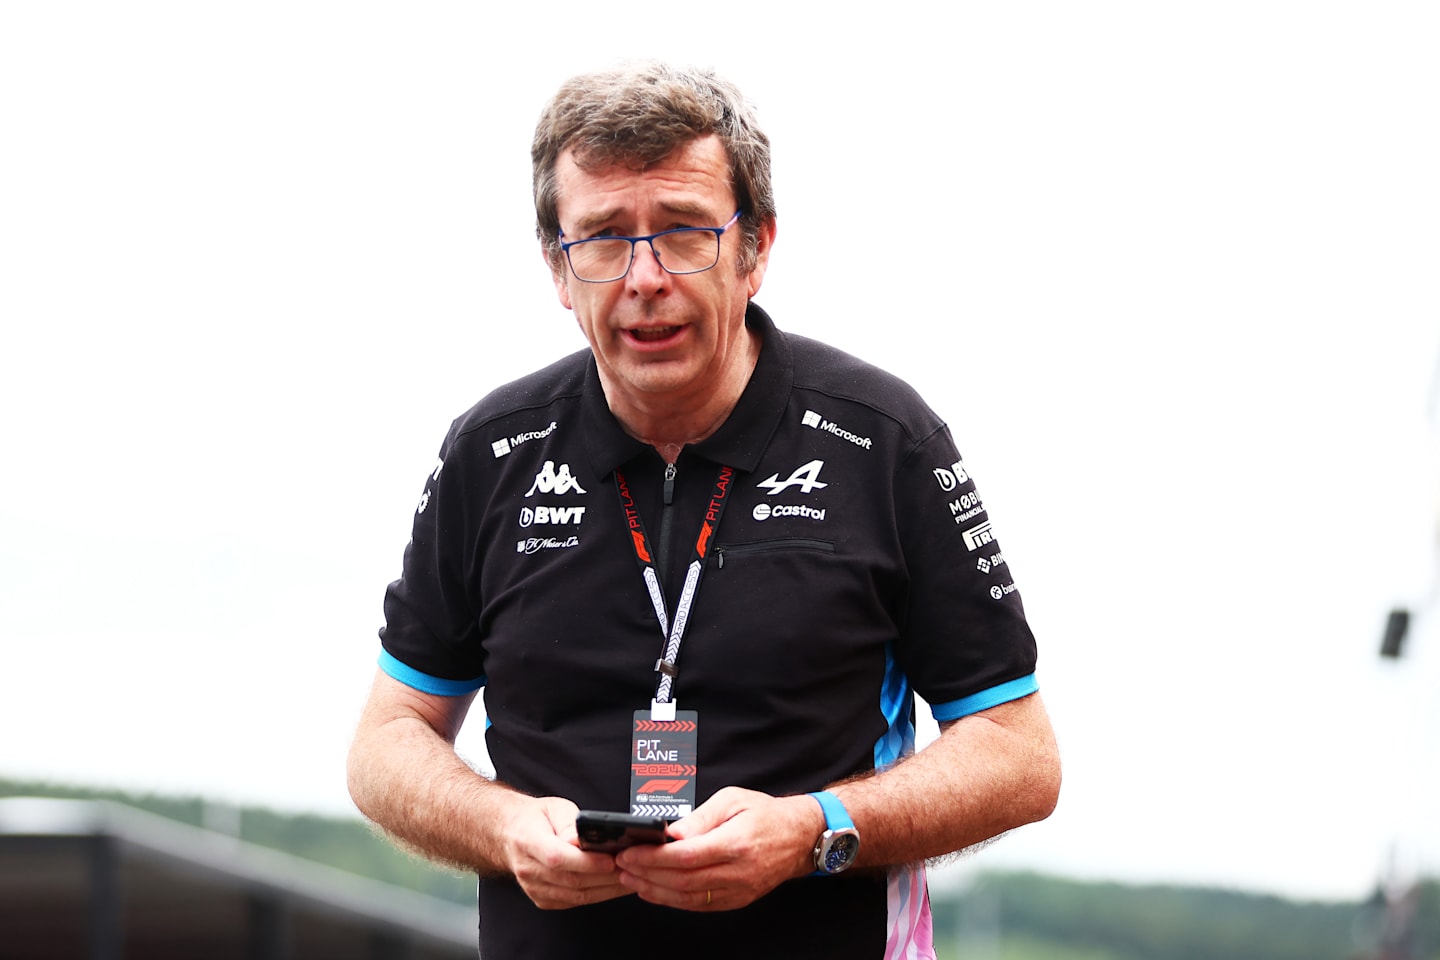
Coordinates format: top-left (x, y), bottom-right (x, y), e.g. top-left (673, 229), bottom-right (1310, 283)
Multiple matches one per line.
top-left (930, 674), bottom-right (1038, 722)
top-left (378, 650), bottom-right (485, 697)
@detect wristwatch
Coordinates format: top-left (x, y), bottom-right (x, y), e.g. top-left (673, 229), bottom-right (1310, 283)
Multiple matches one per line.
top-left (807, 790), bottom-right (860, 875)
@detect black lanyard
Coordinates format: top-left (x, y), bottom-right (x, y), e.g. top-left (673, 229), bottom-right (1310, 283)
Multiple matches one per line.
top-left (614, 463), bottom-right (735, 706)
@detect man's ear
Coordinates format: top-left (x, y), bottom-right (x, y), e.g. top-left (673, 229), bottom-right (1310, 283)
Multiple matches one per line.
top-left (746, 217), bottom-right (778, 298)
top-left (545, 245), bottom-right (573, 310)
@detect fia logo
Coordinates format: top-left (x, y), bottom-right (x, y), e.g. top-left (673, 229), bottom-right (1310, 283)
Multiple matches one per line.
top-left (525, 461), bottom-right (587, 497)
top-left (756, 459), bottom-right (828, 496)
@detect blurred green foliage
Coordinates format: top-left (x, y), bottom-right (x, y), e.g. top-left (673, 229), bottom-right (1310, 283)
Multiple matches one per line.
top-left (4, 777), bottom-right (1435, 958)
top-left (0, 776), bottom-right (475, 905)
top-left (933, 870), bottom-right (1439, 960)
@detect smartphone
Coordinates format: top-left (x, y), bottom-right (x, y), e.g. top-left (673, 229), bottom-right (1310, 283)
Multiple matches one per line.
top-left (575, 810), bottom-right (672, 853)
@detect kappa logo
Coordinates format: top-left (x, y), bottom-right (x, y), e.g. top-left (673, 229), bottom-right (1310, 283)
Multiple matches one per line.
top-left (933, 460), bottom-right (970, 492)
top-left (492, 421), bottom-right (559, 458)
top-left (524, 460), bottom-right (587, 497)
top-left (757, 459), bottom-right (828, 496)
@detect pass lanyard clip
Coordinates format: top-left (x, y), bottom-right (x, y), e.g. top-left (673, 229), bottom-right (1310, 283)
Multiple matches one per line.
top-left (614, 463), bottom-right (735, 719)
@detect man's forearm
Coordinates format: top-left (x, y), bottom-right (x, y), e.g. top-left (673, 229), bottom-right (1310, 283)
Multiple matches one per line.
top-left (347, 698), bottom-right (526, 875)
top-left (829, 693), bottom-right (1060, 869)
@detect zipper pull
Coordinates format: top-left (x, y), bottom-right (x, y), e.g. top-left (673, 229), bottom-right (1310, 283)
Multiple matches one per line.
top-left (717, 546), bottom-right (725, 569)
top-left (663, 462), bottom-right (677, 506)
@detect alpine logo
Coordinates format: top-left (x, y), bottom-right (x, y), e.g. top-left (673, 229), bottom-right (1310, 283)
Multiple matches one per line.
top-left (518, 505), bottom-right (587, 527)
top-left (492, 421), bottom-right (559, 458)
top-left (962, 520), bottom-right (995, 552)
top-left (525, 460), bottom-right (587, 497)
top-left (802, 409), bottom-right (872, 450)
top-left (933, 459), bottom-right (970, 492)
top-left (757, 459), bottom-right (828, 495)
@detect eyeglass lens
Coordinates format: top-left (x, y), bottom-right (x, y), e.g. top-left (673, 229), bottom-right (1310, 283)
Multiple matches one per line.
top-left (568, 229), bottom-right (719, 282)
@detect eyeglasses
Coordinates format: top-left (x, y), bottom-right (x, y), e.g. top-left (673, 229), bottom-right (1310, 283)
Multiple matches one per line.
top-left (559, 211), bottom-right (742, 283)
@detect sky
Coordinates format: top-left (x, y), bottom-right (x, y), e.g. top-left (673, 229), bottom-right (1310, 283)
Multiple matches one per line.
top-left (3, 2), bottom-right (1438, 904)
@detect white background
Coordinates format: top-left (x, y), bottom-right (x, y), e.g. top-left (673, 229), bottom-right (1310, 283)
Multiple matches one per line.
top-left (3, 2), bottom-right (1438, 902)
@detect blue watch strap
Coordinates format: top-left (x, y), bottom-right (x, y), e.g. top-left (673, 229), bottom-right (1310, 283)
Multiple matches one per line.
top-left (807, 790), bottom-right (854, 831)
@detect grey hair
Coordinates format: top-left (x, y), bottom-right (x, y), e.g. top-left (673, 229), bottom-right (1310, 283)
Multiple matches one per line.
top-left (532, 61), bottom-right (775, 275)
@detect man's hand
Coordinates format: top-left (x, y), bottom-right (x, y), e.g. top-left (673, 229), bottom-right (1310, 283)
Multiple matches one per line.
top-left (348, 670), bottom-right (632, 911)
top-left (613, 787), bottom-right (822, 911)
top-left (500, 796), bottom-right (633, 910)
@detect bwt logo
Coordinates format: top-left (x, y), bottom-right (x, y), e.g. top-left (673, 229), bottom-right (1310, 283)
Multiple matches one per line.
top-left (933, 460), bottom-right (970, 492)
top-left (518, 505), bottom-right (586, 527)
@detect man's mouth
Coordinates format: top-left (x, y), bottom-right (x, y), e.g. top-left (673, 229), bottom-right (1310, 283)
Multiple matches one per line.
top-left (630, 326), bottom-right (681, 343)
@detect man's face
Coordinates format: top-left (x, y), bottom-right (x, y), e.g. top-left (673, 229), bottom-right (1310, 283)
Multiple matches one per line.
top-left (549, 135), bottom-right (773, 414)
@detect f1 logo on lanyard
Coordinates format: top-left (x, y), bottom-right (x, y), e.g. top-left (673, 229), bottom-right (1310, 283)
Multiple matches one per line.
top-left (615, 465), bottom-right (734, 818)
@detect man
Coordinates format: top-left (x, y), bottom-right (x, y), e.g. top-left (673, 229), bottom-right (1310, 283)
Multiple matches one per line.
top-left (348, 62), bottom-right (1060, 958)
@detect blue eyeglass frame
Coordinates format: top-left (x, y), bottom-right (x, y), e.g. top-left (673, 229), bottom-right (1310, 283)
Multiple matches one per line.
top-left (558, 211), bottom-right (743, 283)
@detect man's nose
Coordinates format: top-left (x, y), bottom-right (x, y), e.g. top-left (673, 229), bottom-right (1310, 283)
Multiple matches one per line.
top-left (626, 239), bottom-right (668, 292)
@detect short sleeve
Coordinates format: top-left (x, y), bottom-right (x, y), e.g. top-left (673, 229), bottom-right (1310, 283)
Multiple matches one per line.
top-left (378, 422), bottom-right (488, 694)
top-left (892, 425), bottom-right (1038, 720)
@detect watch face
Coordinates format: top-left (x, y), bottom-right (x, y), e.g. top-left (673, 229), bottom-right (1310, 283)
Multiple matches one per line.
top-left (823, 832), bottom-right (860, 873)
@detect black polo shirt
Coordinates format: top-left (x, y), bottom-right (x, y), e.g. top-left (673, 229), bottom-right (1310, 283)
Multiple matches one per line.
top-left (378, 303), bottom-right (1039, 958)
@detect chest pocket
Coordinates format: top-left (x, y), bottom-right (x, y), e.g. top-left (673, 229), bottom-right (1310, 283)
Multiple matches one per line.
top-left (714, 538), bottom-right (835, 568)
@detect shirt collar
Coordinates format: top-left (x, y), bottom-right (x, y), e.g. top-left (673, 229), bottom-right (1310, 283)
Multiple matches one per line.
top-left (581, 302), bottom-right (792, 477)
